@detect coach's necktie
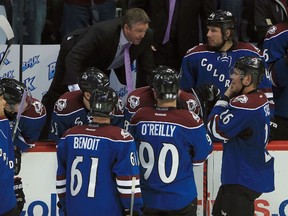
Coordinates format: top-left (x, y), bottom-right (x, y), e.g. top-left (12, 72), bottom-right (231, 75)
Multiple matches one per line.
top-left (163, 0), bottom-right (176, 44)
top-left (124, 43), bottom-right (134, 94)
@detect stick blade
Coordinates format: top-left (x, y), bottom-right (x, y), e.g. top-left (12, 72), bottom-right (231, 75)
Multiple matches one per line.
top-left (0, 15), bottom-right (14, 41)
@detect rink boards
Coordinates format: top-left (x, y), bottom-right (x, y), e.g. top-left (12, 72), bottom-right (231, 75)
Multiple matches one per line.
top-left (18, 141), bottom-right (288, 216)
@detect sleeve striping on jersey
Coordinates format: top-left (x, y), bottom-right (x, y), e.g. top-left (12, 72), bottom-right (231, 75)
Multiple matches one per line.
top-left (116, 178), bottom-right (140, 187)
top-left (208, 115), bottom-right (229, 141)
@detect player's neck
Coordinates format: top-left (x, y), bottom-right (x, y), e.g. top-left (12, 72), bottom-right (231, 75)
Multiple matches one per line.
top-left (242, 86), bottom-right (256, 94)
top-left (156, 99), bottom-right (177, 108)
top-left (219, 41), bottom-right (233, 52)
top-left (83, 97), bottom-right (90, 110)
top-left (93, 117), bottom-right (111, 124)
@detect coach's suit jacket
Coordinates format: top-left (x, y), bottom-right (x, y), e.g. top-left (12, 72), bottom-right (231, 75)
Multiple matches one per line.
top-left (65, 17), bottom-right (154, 88)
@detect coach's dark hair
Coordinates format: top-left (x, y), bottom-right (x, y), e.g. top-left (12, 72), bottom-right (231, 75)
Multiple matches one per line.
top-left (122, 8), bottom-right (150, 28)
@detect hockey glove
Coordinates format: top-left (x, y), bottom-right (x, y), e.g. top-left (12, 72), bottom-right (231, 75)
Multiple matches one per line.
top-left (195, 84), bottom-right (220, 115)
top-left (14, 147), bottom-right (22, 175)
top-left (195, 84), bottom-right (220, 103)
top-left (14, 177), bottom-right (25, 212)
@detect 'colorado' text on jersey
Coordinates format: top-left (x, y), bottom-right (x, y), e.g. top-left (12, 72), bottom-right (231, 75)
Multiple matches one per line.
top-left (180, 42), bottom-right (274, 113)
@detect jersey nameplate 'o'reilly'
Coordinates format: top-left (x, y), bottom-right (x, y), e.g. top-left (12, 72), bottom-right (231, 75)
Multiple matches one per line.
top-left (141, 123), bottom-right (176, 137)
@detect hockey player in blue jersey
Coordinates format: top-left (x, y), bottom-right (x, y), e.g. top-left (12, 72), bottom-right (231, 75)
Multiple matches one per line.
top-left (0, 83), bottom-right (24, 216)
top-left (263, 22), bottom-right (288, 140)
top-left (207, 56), bottom-right (275, 216)
top-left (180, 10), bottom-right (273, 116)
top-left (56, 86), bottom-right (142, 216)
top-left (1, 78), bottom-right (47, 152)
top-left (1, 78), bottom-right (47, 176)
top-left (129, 71), bottom-right (212, 216)
top-left (49, 67), bottom-right (124, 142)
top-left (124, 65), bottom-right (203, 131)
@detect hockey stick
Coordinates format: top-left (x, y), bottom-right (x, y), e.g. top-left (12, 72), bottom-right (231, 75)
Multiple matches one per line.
top-left (130, 177), bottom-right (136, 216)
top-left (191, 88), bottom-right (203, 118)
top-left (191, 87), bottom-right (208, 215)
top-left (203, 100), bottom-right (209, 216)
top-left (0, 15), bottom-right (14, 71)
top-left (12, 89), bottom-right (28, 141)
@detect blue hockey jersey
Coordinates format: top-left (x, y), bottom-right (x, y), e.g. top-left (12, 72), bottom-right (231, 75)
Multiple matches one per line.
top-left (12, 96), bottom-right (46, 151)
top-left (207, 90), bottom-right (274, 193)
top-left (0, 116), bottom-right (17, 215)
top-left (180, 42), bottom-right (274, 114)
top-left (129, 107), bottom-right (212, 210)
top-left (263, 23), bottom-right (288, 119)
top-left (56, 124), bottom-right (142, 216)
top-left (124, 86), bottom-right (201, 130)
top-left (49, 90), bottom-right (124, 142)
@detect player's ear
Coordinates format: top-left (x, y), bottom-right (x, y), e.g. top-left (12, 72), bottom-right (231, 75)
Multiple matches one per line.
top-left (84, 92), bottom-right (91, 100)
top-left (224, 29), bottom-right (231, 40)
top-left (242, 74), bottom-right (252, 86)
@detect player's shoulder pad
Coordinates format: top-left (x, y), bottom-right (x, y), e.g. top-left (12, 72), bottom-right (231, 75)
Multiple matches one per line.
top-left (185, 44), bottom-right (209, 56)
top-left (131, 107), bottom-right (203, 128)
top-left (54, 90), bottom-right (83, 114)
top-left (179, 90), bottom-right (200, 113)
top-left (99, 125), bottom-right (134, 141)
top-left (265, 23), bottom-right (288, 39)
top-left (236, 42), bottom-right (260, 53)
top-left (22, 97), bottom-right (46, 118)
top-left (230, 91), bottom-right (268, 109)
top-left (126, 86), bottom-right (154, 112)
top-left (64, 125), bottom-right (134, 141)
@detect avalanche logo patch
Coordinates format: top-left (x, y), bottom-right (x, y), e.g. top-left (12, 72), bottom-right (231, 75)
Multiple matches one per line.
top-left (32, 101), bottom-right (44, 115)
top-left (191, 111), bottom-right (201, 122)
top-left (233, 95), bottom-right (248, 103)
top-left (128, 95), bottom-right (140, 109)
top-left (186, 99), bottom-right (198, 113)
top-left (55, 99), bottom-right (67, 111)
top-left (268, 25), bottom-right (277, 35)
top-left (121, 129), bottom-right (130, 139)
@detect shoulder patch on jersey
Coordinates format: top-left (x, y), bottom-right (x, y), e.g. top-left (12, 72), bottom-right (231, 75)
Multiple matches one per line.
top-left (232, 95), bottom-right (248, 104)
top-left (267, 25), bottom-right (277, 35)
top-left (32, 101), bottom-right (45, 115)
top-left (186, 99), bottom-right (198, 113)
top-left (231, 91), bottom-right (268, 109)
top-left (191, 111), bottom-right (201, 123)
top-left (121, 129), bottom-right (131, 139)
top-left (128, 95), bottom-right (140, 109)
top-left (55, 99), bottom-right (67, 111)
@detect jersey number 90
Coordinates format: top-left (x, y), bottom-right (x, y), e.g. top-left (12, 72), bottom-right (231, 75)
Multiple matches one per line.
top-left (139, 141), bottom-right (179, 184)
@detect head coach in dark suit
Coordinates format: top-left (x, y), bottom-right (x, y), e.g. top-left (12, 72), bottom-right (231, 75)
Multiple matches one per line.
top-left (39, 8), bottom-right (153, 140)
top-left (64, 7), bottom-right (154, 91)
